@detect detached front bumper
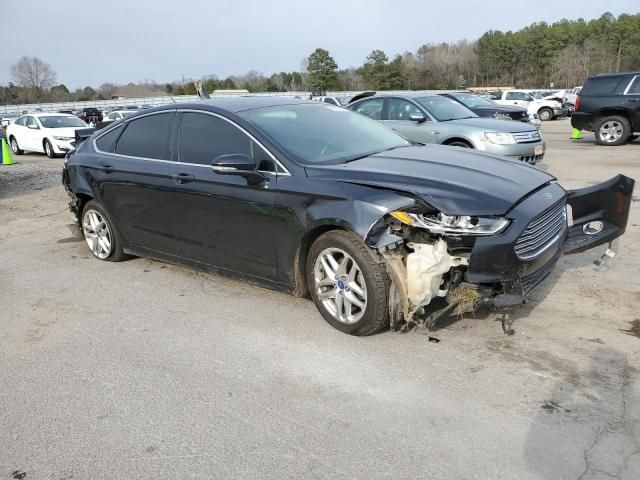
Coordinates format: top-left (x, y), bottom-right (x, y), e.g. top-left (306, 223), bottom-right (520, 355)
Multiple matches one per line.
top-left (465, 175), bottom-right (634, 305)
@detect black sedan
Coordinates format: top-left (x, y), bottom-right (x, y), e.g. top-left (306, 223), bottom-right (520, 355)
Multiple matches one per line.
top-left (440, 92), bottom-right (532, 122)
top-left (62, 98), bottom-right (634, 335)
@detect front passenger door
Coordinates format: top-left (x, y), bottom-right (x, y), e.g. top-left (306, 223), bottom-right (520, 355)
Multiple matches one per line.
top-left (171, 111), bottom-right (278, 281)
top-left (383, 98), bottom-right (434, 144)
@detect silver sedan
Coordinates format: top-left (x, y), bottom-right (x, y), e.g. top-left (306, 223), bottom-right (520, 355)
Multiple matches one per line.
top-left (348, 93), bottom-right (546, 164)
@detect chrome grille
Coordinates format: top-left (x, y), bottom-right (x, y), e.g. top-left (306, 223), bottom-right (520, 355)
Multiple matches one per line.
top-left (512, 131), bottom-right (541, 143)
top-left (515, 201), bottom-right (567, 260)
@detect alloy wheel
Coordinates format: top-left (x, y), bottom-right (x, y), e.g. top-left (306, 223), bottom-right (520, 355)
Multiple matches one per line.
top-left (82, 209), bottom-right (113, 259)
top-left (10, 138), bottom-right (19, 153)
top-left (599, 121), bottom-right (624, 143)
top-left (313, 247), bottom-right (367, 324)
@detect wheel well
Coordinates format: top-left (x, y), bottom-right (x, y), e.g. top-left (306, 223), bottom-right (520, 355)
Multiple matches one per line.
top-left (443, 138), bottom-right (473, 148)
top-left (73, 193), bottom-right (94, 224)
top-left (595, 109), bottom-right (631, 123)
top-left (292, 225), bottom-right (346, 298)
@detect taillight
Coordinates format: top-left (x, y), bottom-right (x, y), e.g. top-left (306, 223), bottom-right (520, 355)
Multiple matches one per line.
top-left (575, 96), bottom-right (581, 111)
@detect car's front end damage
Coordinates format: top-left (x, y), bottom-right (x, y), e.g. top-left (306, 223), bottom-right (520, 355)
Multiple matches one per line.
top-left (364, 175), bottom-right (634, 331)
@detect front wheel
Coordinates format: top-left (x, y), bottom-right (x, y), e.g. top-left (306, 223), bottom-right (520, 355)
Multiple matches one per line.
top-left (594, 115), bottom-right (630, 146)
top-left (538, 108), bottom-right (553, 121)
top-left (44, 139), bottom-right (56, 158)
top-left (307, 230), bottom-right (389, 336)
top-left (9, 137), bottom-right (24, 155)
top-left (81, 200), bottom-right (128, 262)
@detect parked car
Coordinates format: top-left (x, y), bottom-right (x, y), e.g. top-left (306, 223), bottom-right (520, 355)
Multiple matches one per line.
top-left (571, 72), bottom-right (640, 146)
top-left (103, 110), bottom-right (137, 122)
top-left (6, 113), bottom-right (89, 157)
top-left (348, 93), bottom-right (546, 164)
top-left (494, 90), bottom-right (566, 121)
top-left (440, 92), bottom-right (533, 123)
top-left (565, 86), bottom-right (582, 105)
top-left (61, 99), bottom-right (634, 335)
top-left (313, 96), bottom-right (351, 107)
top-left (79, 107), bottom-right (103, 124)
top-left (1, 113), bottom-right (19, 128)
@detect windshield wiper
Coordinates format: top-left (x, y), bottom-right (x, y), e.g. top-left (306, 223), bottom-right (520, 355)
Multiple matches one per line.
top-left (343, 145), bottom-right (408, 163)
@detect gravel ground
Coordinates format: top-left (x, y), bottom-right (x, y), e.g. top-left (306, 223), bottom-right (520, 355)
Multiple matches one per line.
top-left (0, 119), bottom-right (639, 480)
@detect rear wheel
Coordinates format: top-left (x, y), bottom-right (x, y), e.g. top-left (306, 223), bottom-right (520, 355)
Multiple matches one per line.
top-left (9, 136), bottom-right (23, 155)
top-left (43, 139), bottom-right (56, 158)
top-left (307, 230), bottom-right (389, 336)
top-left (538, 107), bottom-right (553, 121)
top-left (594, 115), bottom-right (630, 146)
top-left (81, 200), bottom-right (128, 262)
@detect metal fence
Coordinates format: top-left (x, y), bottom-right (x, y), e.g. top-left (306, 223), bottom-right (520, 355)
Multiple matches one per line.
top-left (0, 90), bottom-right (466, 115)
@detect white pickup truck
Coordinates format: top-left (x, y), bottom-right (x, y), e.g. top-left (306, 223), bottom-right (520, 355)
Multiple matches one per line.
top-left (494, 90), bottom-right (567, 121)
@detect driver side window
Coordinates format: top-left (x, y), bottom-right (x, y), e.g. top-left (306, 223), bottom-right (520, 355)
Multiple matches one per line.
top-left (353, 99), bottom-right (384, 120)
top-left (386, 99), bottom-right (423, 121)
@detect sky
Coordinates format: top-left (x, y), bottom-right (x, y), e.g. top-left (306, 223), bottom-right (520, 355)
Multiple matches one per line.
top-left (2, 0), bottom-right (638, 89)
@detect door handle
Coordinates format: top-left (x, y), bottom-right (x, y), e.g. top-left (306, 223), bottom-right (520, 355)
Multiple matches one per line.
top-left (172, 173), bottom-right (195, 184)
top-left (100, 164), bottom-right (115, 173)
top-left (629, 98), bottom-right (640, 102)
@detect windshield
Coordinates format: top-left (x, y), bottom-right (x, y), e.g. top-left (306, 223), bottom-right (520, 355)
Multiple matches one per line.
top-left (450, 93), bottom-right (496, 108)
top-left (416, 96), bottom-right (477, 121)
top-left (39, 116), bottom-right (88, 128)
top-left (239, 103), bottom-right (410, 165)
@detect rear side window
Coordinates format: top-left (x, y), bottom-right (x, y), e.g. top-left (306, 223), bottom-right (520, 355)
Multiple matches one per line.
top-left (95, 125), bottom-right (124, 153)
top-left (582, 76), bottom-right (627, 95)
top-left (178, 112), bottom-right (251, 165)
top-left (115, 112), bottom-right (174, 160)
top-left (626, 76), bottom-right (640, 95)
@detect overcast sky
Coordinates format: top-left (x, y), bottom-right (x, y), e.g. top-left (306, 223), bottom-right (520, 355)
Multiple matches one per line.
top-left (4, 0), bottom-right (638, 89)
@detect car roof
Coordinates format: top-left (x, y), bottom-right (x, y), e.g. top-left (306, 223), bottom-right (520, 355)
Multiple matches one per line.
top-left (196, 96), bottom-right (316, 112)
top-left (30, 112), bottom-right (77, 117)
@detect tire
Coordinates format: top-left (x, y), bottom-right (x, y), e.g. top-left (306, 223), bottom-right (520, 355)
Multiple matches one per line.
top-left (594, 115), bottom-right (630, 146)
top-left (306, 230), bottom-right (389, 336)
top-left (446, 140), bottom-right (472, 148)
top-left (81, 200), bottom-right (128, 262)
top-left (538, 108), bottom-right (553, 121)
top-left (43, 139), bottom-right (56, 158)
top-left (9, 136), bottom-right (23, 155)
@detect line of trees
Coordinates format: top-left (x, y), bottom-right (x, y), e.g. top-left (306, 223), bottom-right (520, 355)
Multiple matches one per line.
top-left (1, 12), bottom-right (639, 106)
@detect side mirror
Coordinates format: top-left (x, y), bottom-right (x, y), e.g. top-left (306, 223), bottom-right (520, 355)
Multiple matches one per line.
top-left (28, 123), bottom-right (39, 129)
top-left (409, 113), bottom-right (426, 123)
top-left (211, 153), bottom-right (256, 172)
top-left (211, 153), bottom-right (265, 184)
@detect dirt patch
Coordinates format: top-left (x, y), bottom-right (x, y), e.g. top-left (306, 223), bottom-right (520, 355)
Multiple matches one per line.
top-left (621, 319), bottom-right (640, 339)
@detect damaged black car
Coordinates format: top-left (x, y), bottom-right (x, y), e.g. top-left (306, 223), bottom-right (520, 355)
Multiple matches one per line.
top-left (62, 98), bottom-right (634, 335)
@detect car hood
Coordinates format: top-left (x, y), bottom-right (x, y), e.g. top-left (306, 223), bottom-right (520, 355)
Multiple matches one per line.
top-left (305, 145), bottom-right (555, 216)
top-left (446, 117), bottom-right (536, 132)
top-left (45, 127), bottom-right (87, 137)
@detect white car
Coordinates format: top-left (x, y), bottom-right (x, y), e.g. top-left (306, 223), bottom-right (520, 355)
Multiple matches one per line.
top-left (103, 110), bottom-right (136, 122)
top-left (6, 113), bottom-right (89, 158)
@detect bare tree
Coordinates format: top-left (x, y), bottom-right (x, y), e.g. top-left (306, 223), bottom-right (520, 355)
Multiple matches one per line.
top-left (10, 56), bottom-right (57, 101)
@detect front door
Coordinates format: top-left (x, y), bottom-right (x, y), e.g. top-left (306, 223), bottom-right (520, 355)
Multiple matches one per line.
top-left (170, 111), bottom-right (278, 281)
top-left (382, 97), bottom-right (435, 144)
top-left (626, 75), bottom-right (640, 128)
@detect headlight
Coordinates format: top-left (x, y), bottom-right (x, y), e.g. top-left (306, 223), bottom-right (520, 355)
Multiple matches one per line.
top-left (390, 211), bottom-right (509, 236)
top-left (484, 132), bottom-right (516, 145)
top-left (53, 136), bottom-right (74, 141)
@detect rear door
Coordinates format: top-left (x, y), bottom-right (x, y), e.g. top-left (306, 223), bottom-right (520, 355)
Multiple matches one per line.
top-left (170, 110), bottom-right (279, 281)
top-left (563, 175), bottom-right (635, 254)
top-left (93, 111), bottom-right (183, 256)
top-left (625, 75), bottom-right (640, 129)
top-left (382, 98), bottom-right (435, 144)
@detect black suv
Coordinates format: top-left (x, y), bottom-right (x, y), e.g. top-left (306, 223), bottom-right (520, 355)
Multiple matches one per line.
top-left (572, 72), bottom-right (640, 146)
top-left (79, 107), bottom-right (103, 124)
